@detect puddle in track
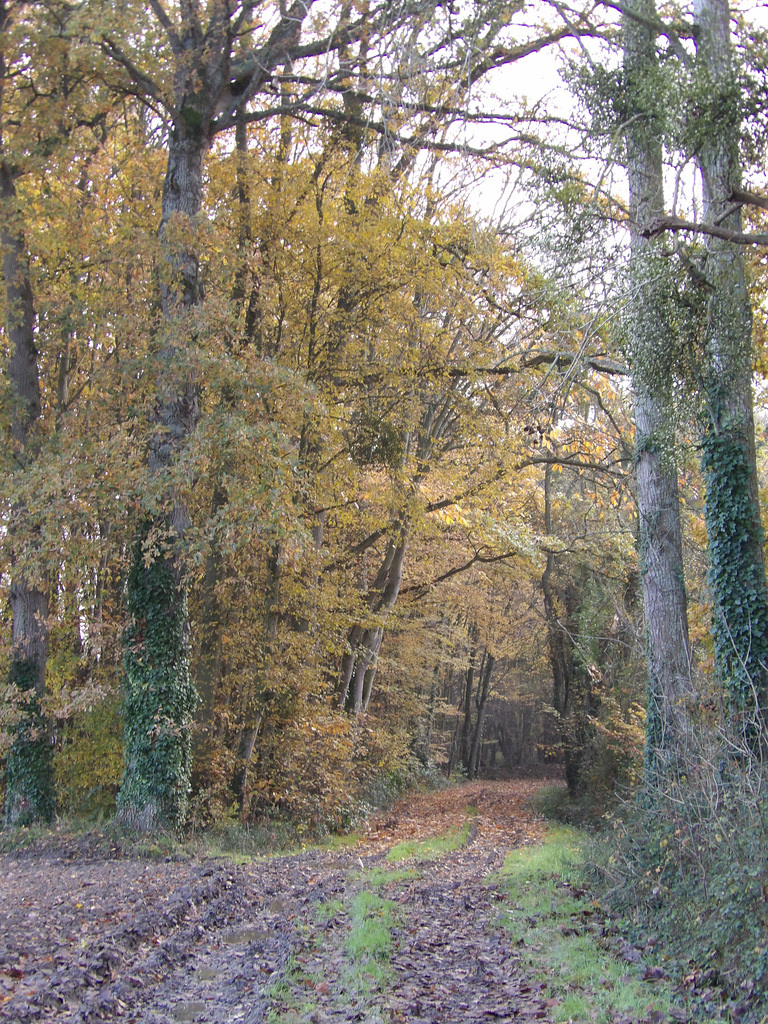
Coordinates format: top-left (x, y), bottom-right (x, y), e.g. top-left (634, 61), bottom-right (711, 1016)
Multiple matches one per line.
top-left (171, 1002), bottom-right (207, 1022)
top-left (223, 926), bottom-right (270, 944)
top-left (194, 966), bottom-right (221, 981)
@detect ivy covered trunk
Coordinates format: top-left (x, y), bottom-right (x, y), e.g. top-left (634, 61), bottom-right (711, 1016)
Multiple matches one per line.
top-left (0, 94), bottom-right (54, 824)
top-left (117, 533), bottom-right (197, 831)
top-left (694, 0), bottom-right (768, 727)
top-left (109, 2), bottom-right (315, 832)
top-left (623, 0), bottom-right (692, 782)
top-left (116, 119), bottom-right (207, 832)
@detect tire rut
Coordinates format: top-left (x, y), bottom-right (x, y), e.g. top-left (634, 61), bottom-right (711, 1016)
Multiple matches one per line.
top-left (1, 779), bottom-right (552, 1023)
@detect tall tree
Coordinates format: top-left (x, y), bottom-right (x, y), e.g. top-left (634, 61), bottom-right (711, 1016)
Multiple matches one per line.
top-left (109, 0), bottom-right (318, 831)
top-left (693, 0), bottom-right (768, 731)
top-left (0, 0), bottom-right (60, 824)
top-left (622, 0), bottom-right (692, 781)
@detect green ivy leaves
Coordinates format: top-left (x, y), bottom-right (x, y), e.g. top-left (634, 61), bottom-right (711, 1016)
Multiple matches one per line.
top-left (116, 527), bottom-right (199, 832)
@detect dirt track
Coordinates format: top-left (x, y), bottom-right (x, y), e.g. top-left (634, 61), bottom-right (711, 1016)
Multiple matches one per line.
top-left (0, 780), bottom-right (553, 1023)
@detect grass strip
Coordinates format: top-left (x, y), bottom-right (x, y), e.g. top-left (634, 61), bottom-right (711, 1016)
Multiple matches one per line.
top-left (364, 865), bottom-right (419, 886)
top-left (386, 816), bottom-right (472, 863)
top-left (497, 827), bottom-right (691, 1024)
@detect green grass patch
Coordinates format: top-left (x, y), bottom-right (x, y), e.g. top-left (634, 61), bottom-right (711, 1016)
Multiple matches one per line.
top-left (346, 890), bottom-right (398, 960)
top-left (263, 952), bottom-right (319, 1024)
top-left (498, 828), bottom-right (690, 1024)
top-left (386, 817), bottom-right (472, 862)
top-left (363, 865), bottom-right (418, 886)
top-left (314, 897), bottom-right (345, 925)
top-left (329, 889), bottom-right (401, 1006)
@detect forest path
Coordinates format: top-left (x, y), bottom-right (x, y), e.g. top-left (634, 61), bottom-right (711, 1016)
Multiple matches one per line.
top-left (0, 777), bottom-right (556, 1024)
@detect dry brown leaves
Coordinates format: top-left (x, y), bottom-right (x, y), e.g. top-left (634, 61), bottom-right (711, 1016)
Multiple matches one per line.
top-left (361, 778), bottom-right (549, 854)
top-left (0, 777), bottom-right (558, 1023)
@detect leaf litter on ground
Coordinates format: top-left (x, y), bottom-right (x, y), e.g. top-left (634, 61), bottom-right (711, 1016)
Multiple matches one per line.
top-left (0, 777), bottom-right (700, 1024)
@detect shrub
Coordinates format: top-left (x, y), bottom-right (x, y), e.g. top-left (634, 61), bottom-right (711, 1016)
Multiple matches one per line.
top-left (590, 713), bottom-right (768, 1018)
top-left (54, 696), bottom-right (124, 818)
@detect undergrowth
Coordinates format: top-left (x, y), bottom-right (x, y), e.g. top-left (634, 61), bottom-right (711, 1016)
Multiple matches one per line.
top-left (547, 685), bottom-right (768, 1024)
top-left (589, 754), bottom-right (768, 1021)
top-left (528, 782), bottom-right (624, 827)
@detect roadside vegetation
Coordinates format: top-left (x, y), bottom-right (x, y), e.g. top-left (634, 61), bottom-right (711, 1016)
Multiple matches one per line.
top-left (497, 827), bottom-right (686, 1024)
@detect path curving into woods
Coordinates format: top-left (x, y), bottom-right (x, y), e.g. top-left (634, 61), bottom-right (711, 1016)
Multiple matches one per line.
top-left (0, 778), bottom-right (566, 1024)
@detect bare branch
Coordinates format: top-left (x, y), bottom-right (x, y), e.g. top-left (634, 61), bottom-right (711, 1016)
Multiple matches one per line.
top-left (730, 187), bottom-right (768, 215)
top-left (147, 0), bottom-right (182, 54)
top-left (597, 0), bottom-right (693, 62)
top-left (642, 214), bottom-right (768, 246)
top-left (322, 530), bottom-right (386, 574)
top-left (100, 38), bottom-right (162, 102)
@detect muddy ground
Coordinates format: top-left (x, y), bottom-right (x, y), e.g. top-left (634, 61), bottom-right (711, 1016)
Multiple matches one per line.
top-left (0, 779), bottom-right (576, 1024)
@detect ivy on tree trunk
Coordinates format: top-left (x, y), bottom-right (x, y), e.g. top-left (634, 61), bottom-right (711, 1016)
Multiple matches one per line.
top-left (0, 11), bottom-right (54, 823)
top-left (109, 0), bottom-right (314, 834)
top-left (623, 0), bottom-right (692, 784)
top-left (116, 118), bottom-right (205, 833)
top-left (694, 0), bottom-right (768, 730)
top-left (4, 658), bottom-right (55, 826)
top-left (117, 530), bottom-right (198, 832)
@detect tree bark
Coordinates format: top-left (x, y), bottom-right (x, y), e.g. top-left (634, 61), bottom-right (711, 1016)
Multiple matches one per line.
top-left (1, 164), bottom-right (49, 694)
top-left (113, 0), bottom-right (314, 834)
top-left (458, 624), bottom-right (480, 773)
top-left (339, 526), bottom-right (410, 714)
top-left (693, 0), bottom-right (768, 730)
top-left (117, 118), bottom-right (206, 834)
top-left (541, 464), bottom-right (597, 795)
top-left (623, 0), bottom-right (692, 782)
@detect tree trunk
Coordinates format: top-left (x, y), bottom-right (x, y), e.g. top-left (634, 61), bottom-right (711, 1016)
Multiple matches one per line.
top-left (116, 119), bottom-right (207, 834)
top-left (0, 77), bottom-right (55, 824)
top-left (541, 464), bottom-right (595, 795)
top-left (414, 671), bottom-right (438, 765)
top-left (694, 0), bottom-right (768, 730)
top-left (469, 652), bottom-right (494, 780)
top-left (233, 544), bottom-right (281, 819)
top-left (623, 0), bottom-right (692, 782)
top-left (232, 716), bottom-right (263, 820)
top-left (459, 625), bottom-right (479, 773)
top-left (339, 526), bottom-right (410, 713)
